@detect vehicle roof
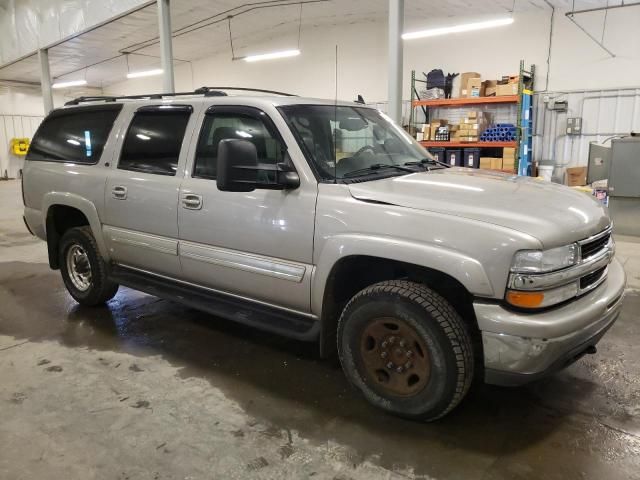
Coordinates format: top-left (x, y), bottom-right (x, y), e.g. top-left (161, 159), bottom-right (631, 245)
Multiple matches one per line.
top-left (59, 94), bottom-right (375, 111)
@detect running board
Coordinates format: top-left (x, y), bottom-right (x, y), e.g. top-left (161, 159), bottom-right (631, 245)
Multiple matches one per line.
top-left (110, 266), bottom-right (320, 342)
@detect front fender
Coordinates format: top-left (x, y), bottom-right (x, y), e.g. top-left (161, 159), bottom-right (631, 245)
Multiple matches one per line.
top-left (42, 192), bottom-right (110, 261)
top-left (311, 233), bottom-right (494, 316)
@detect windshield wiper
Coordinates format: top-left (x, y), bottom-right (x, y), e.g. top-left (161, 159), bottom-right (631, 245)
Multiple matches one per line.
top-left (343, 163), bottom-right (415, 178)
top-left (404, 157), bottom-right (451, 169)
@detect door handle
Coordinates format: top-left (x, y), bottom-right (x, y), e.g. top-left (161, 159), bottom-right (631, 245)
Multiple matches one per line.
top-left (112, 186), bottom-right (127, 200)
top-left (182, 194), bottom-right (203, 210)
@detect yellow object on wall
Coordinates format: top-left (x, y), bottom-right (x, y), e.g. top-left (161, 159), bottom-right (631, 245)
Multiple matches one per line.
top-left (10, 138), bottom-right (30, 156)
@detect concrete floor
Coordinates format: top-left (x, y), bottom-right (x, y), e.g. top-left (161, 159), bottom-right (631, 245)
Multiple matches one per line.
top-left (1, 179), bottom-right (639, 480)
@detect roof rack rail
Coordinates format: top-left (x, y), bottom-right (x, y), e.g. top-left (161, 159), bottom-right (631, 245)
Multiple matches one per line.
top-left (64, 86), bottom-right (296, 106)
top-left (195, 86), bottom-right (296, 97)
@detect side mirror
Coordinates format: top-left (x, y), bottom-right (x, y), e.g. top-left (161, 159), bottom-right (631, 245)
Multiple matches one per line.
top-left (277, 164), bottom-right (300, 189)
top-left (217, 139), bottom-right (258, 192)
top-left (217, 139), bottom-right (300, 192)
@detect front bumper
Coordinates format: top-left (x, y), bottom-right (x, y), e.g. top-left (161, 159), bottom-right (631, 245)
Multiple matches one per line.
top-left (475, 258), bottom-right (626, 386)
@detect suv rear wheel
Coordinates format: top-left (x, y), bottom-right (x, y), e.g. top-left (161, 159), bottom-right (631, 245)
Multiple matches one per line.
top-left (337, 280), bottom-right (474, 421)
top-left (59, 226), bottom-right (119, 306)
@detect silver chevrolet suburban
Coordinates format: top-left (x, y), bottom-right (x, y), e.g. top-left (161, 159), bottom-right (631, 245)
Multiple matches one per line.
top-left (22, 87), bottom-right (626, 421)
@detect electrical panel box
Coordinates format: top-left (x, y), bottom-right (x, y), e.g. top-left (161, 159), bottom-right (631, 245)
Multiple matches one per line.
top-left (566, 118), bottom-right (582, 135)
top-left (609, 137), bottom-right (640, 198)
top-left (587, 142), bottom-right (611, 184)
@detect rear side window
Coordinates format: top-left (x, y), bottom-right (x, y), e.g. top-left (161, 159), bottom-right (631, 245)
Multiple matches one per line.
top-left (26, 105), bottom-right (122, 164)
top-left (118, 106), bottom-right (192, 176)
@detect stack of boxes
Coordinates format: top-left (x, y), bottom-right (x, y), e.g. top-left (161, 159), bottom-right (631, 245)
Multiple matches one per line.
top-left (495, 75), bottom-right (520, 96)
top-left (458, 72), bottom-right (519, 98)
top-left (502, 147), bottom-right (516, 171)
top-left (459, 72), bottom-right (481, 98)
top-left (418, 119), bottom-right (449, 142)
top-left (479, 147), bottom-right (516, 171)
top-left (451, 111), bottom-right (490, 143)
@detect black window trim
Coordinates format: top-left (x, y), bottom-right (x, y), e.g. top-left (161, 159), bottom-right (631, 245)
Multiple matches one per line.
top-left (117, 104), bottom-right (193, 176)
top-left (25, 103), bottom-right (124, 165)
top-left (192, 105), bottom-right (291, 180)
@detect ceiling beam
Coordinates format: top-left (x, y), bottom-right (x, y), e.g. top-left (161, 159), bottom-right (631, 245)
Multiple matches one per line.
top-left (566, 2), bottom-right (640, 16)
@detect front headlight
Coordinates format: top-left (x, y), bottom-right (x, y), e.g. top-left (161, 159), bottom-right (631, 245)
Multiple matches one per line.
top-left (507, 243), bottom-right (581, 309)
top-left (511, 244), bottom-right (579, 273)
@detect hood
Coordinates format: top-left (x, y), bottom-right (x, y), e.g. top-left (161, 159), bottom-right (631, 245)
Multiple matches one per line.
top-left (348, 168), bottom-right (610, 247)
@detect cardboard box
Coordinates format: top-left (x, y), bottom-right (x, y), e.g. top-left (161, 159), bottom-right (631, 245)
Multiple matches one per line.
top-left (491, 158), bottom-right (504, 170)
top-left (459, 72), bottom-right (481, 97)
top-left (496, 83), bottom-right (519, 96)
top-left (503, 147), bottom-right (516, 158)
top-left (468, 78), bottom-right (483, 97)
top-left (566, 166), bottom-right (587, 186)
top-left (482, 80), bottom-right (498, 97)
top-left (502, 157), bottom-right (515, 169)
top-left (480, 157), bottom-right (493, 169)
top-left (461, 136), bottom-right (479, 143)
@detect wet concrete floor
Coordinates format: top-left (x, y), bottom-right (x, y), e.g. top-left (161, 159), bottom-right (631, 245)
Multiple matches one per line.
top-left (1, 180), bottom-right (639, 479)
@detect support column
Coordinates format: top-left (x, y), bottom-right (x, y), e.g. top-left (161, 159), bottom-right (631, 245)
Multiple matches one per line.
top-left (387, 0), bottom-right (404, 125)
top-left (38, 49), bottom-right (54, 114)
top-left (157, 0), bottom-right (175, 93)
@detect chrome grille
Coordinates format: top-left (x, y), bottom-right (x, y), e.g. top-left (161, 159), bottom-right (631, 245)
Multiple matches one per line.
top-left (580, 229), bottom-right (612, 260)
top-left (580, 266), bottom-right (607, 291)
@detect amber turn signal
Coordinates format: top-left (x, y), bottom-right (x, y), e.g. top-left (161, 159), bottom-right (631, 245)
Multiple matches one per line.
top-left (505, 290), bottom-right (545, 309)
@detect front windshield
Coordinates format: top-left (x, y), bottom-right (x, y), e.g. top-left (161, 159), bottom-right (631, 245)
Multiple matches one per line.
top-left (279, 105), bottom-right (432, 181)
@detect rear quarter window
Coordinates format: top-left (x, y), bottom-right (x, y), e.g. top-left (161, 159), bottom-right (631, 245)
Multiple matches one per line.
top-left (26, 104), bottom-right (123, 164)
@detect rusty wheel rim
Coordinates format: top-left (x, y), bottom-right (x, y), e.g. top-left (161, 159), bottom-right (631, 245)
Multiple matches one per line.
top-left (358, 317), bottom-right (431, 397)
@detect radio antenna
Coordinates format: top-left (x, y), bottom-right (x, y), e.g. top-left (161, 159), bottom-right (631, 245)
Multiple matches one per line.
top-left (333, 44), bottom-right (338, 183)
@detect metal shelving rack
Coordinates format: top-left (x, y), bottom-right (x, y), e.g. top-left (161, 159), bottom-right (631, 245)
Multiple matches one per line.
top-left (410, 61), bottom-right (535, 175)
top-left (516, 60), bottom-right (535, 176)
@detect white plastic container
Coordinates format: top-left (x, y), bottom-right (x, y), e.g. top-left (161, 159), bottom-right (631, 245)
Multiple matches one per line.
top-left (538, 165), bottom-right (554, 182)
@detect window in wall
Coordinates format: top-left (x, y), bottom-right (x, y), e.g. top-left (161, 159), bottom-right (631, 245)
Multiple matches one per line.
top-left (26, 105), bottom-right (123, 164)
top-left (119, 108), bottom-right (192, 176)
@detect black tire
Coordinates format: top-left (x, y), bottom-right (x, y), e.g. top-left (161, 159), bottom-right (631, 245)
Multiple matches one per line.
top-left (337, 280), bottom-right (474, 421)
top-left (58, 226), bottom-right (119, 306)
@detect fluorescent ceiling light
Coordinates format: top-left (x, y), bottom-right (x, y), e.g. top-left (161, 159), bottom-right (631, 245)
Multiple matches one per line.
top-left (136, 133), bottom-right (151, 141)
top-left (402, 18), bottom-right (514, 40)
top-left (52, 79), bottom-right (88, 89)
top-left (66, 139), bottom-right (81, 146)
top-left (127, 68), bottom-right (163, 79)
top-left (244, 49), bottom-right (300, 62)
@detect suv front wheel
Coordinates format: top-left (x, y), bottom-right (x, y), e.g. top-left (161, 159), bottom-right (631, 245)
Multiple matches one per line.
top-left (337, 280), bottom-right (474, 421)
top-left (59, 226), bottom-right (119, 306)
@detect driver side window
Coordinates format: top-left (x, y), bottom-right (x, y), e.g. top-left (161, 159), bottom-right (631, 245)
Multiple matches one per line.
top-left (194, 111), bottom-right (285, 180)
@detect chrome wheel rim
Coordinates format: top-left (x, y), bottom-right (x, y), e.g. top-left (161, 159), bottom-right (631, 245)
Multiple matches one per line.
top-left (66, 244), bottom-right (92, 292)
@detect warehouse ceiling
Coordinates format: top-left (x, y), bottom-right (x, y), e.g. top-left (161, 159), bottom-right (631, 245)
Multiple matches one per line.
top-left (0, 0), bottom-right (627, 88)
